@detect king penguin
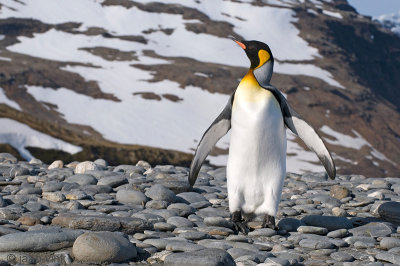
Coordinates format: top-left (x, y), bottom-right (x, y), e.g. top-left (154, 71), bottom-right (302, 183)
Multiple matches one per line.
top-left (189, 39), bottom-right (336, 233)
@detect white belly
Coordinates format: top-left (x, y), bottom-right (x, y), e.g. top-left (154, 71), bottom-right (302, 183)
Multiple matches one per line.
top-left (227, 89), bottom-right (286, 216)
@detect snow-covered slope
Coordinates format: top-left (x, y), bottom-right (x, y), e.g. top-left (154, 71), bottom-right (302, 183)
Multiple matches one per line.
top-left (375, 11), bottom-right (400, 37)
top-left (0, 0), bottom-right (399, 176)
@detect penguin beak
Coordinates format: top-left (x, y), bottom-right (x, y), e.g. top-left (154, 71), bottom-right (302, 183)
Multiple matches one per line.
top-left (233, 39), bottom-right (246, 50)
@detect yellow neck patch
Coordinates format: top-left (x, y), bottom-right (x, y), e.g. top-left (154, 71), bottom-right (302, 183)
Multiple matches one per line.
top-left (256, 49), bottom-right (270, 69)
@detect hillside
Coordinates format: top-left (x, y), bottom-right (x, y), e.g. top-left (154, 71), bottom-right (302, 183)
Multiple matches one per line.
top-left (0, 0), bottom-right (399, 176)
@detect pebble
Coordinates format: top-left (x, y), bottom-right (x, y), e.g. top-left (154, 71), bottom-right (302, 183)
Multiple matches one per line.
top-left (379, 237), bottom-right (400, 250)
top-left (330, 251), bottom-right (354, 262)
top-left (164, 248), bottom-right (235, 266)
top-left (75, 161), bottom-right (100, 174)
top-left (0, 158), bottom-right (398, 265)
top-left (48, 160), bottom-right (64, 169)
top-left (299, 238), bottom-right (335, 249)
top-left (166, 216), bottom-right (194, 228)
top-left (204, 216), bottom-right (233, 229)
top-left (176, 192), bottom-right (207, 203)
top-left (330, 185), bottom-right (350, 200)
top-left (145, 184), bottom-right (176, 203)
top-left (349, 222), bottom-right (394, 237)
top-left (301, 215), bottom-right (353, 231)
top-left (97, 175), bottom-right (128, 187)
top-left (297, 226), bottom-right (328, 235)
top-left (64, 174), bottom-right (97, 185)
top-left (0, 228), bottom-right (83, 251)
top-left (72, 231), bottom-right (137, 263)
top-left (116, 189), bottom-right (148, 205)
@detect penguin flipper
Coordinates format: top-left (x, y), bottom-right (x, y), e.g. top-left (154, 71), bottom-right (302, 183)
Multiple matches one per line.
top-left (189, 94), bottom-right (234, 186)
top-left (265, 85), bottom-right (336, 179)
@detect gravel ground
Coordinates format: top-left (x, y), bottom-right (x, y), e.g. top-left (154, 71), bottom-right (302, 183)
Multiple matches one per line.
top-left (0, 153), bottom-right (399, 265)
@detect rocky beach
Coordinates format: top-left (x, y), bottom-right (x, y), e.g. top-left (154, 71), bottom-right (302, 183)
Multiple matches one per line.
top-left (0, 152), bottom-right (399, 265)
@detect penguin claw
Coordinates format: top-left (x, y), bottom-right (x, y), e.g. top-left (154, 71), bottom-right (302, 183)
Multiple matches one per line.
top-left (262, 214), bottom-right (278, 230)
top-left (231, 211), bottom-right (248, 235)
top-left (233, 221), bottom-right (249, 235)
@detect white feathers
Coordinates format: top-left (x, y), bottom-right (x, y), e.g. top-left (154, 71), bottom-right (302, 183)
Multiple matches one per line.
top-left (227, 86), bottom-right (286, 216)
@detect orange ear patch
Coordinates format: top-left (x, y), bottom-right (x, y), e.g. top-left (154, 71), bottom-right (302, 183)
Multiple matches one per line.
top-left (256, 49), bottom-right (270, 68)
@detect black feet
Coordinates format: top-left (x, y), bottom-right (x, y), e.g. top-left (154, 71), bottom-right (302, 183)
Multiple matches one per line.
top-left (262, 214), bottom-right (277, 230)
top-left (231, 211), bottom-right (249, 234)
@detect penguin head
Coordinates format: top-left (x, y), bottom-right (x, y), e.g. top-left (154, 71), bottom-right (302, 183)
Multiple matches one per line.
top-left (234, 39), bottom-right (274, 69)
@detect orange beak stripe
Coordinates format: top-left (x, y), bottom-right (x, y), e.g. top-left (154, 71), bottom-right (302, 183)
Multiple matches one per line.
top-left (234, 40), bottom-right (246, 50)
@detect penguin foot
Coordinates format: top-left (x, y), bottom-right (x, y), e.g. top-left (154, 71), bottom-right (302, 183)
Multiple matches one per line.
top-left (231, 211), bottom-right (248, 235)
top-left (262, 214), bottom-right (277, 230)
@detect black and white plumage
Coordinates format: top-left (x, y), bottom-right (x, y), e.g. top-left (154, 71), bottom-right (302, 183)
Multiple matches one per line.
top-left (189, 40), bottom-right (335, 232)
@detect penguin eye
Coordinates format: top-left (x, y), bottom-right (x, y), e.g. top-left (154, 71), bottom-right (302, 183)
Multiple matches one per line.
top-left (256, 49), bottom-right (270, 69)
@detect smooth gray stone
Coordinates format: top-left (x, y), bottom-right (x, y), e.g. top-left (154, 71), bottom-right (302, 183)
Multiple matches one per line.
top-left (153, 222), bottom-right (176, 231)
top-left (191, 200), bottom-right (212, 209)
top-left (166, 241), bottom-right (204, 252)
top-left (176, 192), bottom-right (207, 204)
top-left (197, 239), bottom-right (233, 250)
top-left (375, 252), bottom-right (400, 264)
top-left (9, 166), bottom-right (30, 177)
top-left (145, 184), bottom-right (176, 203)
top-left (226, 235), bottom-right (251, 243)
top-left (64, 174), bottom-right (97, 185)
top-left (164, 248), bottom-right (235, 266)
top-left (344, 236), bottom-right (377, 245)
top-left (116, 189), bottom-right (148, 205)
top-left (349, 222), bottom-right (394, 237)
top-left (277, 218), bottom-right (304, 232)
top-left (330, 251), bottom-right (354, 262)
top-left (198, 226), bottom-right (234, 236)
top-left (132, 213), bottom-right (165, 223)
top-left (167, 203), bottom-right (195, 217)
top-left (380, 237), bottom-right (400, 250)
top-left (0, 207), bottom-right (24, 220)
top-left (80, 185), bottom-right (113, 194)
top-left (312, 195), bottom-right (342, 208)
top-left (142, 209), bottom-right (179, 220)
top-left (263, 257), bottom-right (290, 266)
top-left (145, 200), bottom-right (169, 209)
top-left (378, 201), bottom-right (400, 224)
top-left (114, 165), bottom-right (145, 174)
top-left (301, 215), bottom-right (353, 230)
top-left (167, 216), bottom-right (194, 228)
top-left (51, 213), bottom-right (153, 234)
top-left (0, 228), bottom-right (83, 251)
top-left (42, 181), bottom-right (65, 192)
top-left (248, 228), bottom-right (277, 237)
top-left (207, 168), bottom-right (226, 181)
top-left (204, 216), bottom-right (233, 229)
top-left (72, 231), bottom-right (137, 263)
top-left (275, 252), bottom-right (304, 265)
top-left (159, 180), bottom-right (192, 194)
top-left (0, 225), bottom-right (22, 235)
top-left (97, 175), bottom-right (128, 188)
top-left (179, 231), bottom-right (209, 240)
top-left (298, 238), bottom-right (335, 249)
top-left (0, 153), bottom-right (17, 163)
top-left (24, 201), bottom-right (45, 212)
top-left (300, 173), bottom-right (328, 182)
top-left (94, 158), bottom-right (108, 167)
top-left (196, 207), bottom-right (230, 218)
top-left (327, 228), bottom-right (348, 238)
top-left (17, 187), bottom-right (42, 195)
top-left (227, 247), bottom-right (256, 259)
top-left (297, 226), bottom-right (328, 235)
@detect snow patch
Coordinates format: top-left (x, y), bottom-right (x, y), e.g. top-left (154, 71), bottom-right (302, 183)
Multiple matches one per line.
top-left (0, 118), bottom-right (82, 161)
top-left (0, 87), bottom-right (21, 111)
